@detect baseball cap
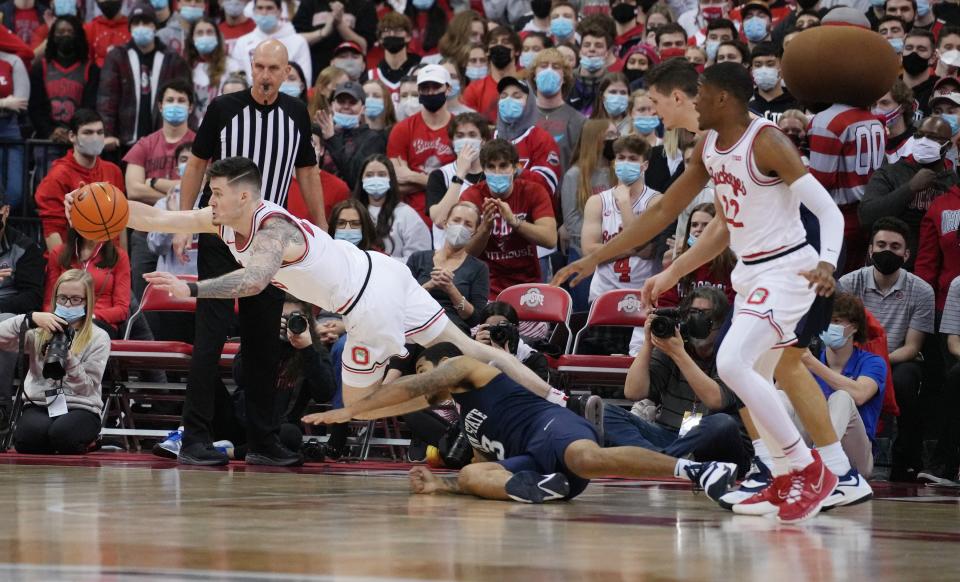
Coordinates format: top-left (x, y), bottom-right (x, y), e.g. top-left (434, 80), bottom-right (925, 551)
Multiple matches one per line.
top-left (741, 0), bottom-right (772, 18)
top-left (930, 92), bottom-right (960, 109)
top-left (333, 81), bottom-right (365, 103)
top-left (129, 2), bottom-right (157, 25)
top-left (334, 41), bottom-right (365, 56)
top-left (934, 75), bottom-right (960, 92)
top-left (496, 76), bottom-right (530, 95)
top-left (416, 64), bottom-right (451, 87)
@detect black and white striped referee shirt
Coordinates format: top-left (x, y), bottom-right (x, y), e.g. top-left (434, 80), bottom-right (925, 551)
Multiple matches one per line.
top-left (192, 89), bottom-right (316, 209)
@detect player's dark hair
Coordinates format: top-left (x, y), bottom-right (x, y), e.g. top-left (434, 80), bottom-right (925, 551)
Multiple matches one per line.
top-left (681, 284), bottom-right (730, 328)
top-left (706, 18), bottom-right (737, 36)
top-left (207, 157), bottom-right (262, 195)
top-left (158, 77), bottom-right (196, 106)
top-left (480, 301), bottom-right (520, 325)
top-left (832, 293), bottom-right (868, 344)
top-left (69, 109), bottom-right (102, 133)
top-left (480, 139), bottom-right (520, 167)
top-left (448, 112), bottom-right (492, 141)
top-left (701, 62), bottom-right (754, 105)
top-left (871, 216), bottom-right (910, 244)
top-left (418, 342), bottom-right (464, 367)
top-left (749, 42), bottom-right (781, 64)
top-left (644, 58), bottom-right (698, 98)
top-left (613, 134), bottom-right (651, 159)
top-left (353, 154), bottom-right (401, 249)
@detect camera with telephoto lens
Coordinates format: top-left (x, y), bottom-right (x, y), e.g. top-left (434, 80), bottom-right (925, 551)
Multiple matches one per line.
top-left (437, 423), bottom-right (473, 469)
top-left (487, 321), bottom-right (519, 351)
top-left (43, 327), bottom-right (75, 380)
top-left (650, 307), bottom-right (713, 340)
top-left (286, 311), bottom-right (309, 335)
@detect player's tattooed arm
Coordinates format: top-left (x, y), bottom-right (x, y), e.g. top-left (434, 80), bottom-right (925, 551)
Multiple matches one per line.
top-left (196, 218), bottom-right (303, 298)
top-left (342, 357), bottom-right (474, 417)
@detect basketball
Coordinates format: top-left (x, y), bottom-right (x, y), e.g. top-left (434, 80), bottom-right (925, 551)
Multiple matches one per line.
top-left (782, 25), bottom-right (899, 109)
top-left (71, 182), bottom-right (129, 241)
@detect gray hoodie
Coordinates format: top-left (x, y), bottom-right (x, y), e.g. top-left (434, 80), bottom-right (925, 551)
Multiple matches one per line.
top-left (496, 91), bottom-right (540, 144)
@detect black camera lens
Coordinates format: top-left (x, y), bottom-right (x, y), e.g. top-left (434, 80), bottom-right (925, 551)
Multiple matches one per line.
top-left (43, 328), bottom-right (75, 380)
top-left (286, 312), bottom-right (308, 335)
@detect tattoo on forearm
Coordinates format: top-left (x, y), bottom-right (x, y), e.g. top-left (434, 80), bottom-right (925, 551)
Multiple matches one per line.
top-left (197, 218), bottom-right (303, 298)
top-left (437, 475), bottom-right (463, 495)
top-left (350, 359), bottom-right (469, 413)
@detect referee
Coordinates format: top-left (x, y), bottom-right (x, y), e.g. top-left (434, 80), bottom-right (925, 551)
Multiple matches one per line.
top-left (174, 40), bottom-right (325, 466)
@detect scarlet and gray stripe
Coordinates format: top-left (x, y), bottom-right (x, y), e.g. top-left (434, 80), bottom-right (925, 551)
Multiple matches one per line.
top-left (219, 105), bottom-right (301, 208)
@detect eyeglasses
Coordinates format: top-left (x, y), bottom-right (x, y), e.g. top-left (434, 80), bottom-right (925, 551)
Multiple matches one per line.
top-left (56, 294), bottom-right (85, 306)
top-left (336, 219), bottom-right (363, 229)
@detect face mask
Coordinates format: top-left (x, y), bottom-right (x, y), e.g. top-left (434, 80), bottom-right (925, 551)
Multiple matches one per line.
top-left (254, 13), bottom-right (278, 33)
top-left (55, 36), bottom-right (77, 58)
top-left (333, 111), bottom-right (360, 129)
top-left (333, 58), bottom-right (365, 80)
top-left (604, 93), bottom-right (629, 116)
top-left (687, 234), bottom-right (697, 247)
top-left (624, 68), bottom-right (644, 85)
top-left (581, 55), bottom-right (606, 73)
top-left (917, 0), bottom-right (931, 17)
top-left (752, 67), bottom-right (780, 91)
top-left (76, 134), bottom-right (105, 157)
top-left (180, 6), bottom-right (203, 22)
top-left (615, 160), bottom-right (644, 185)
top-left (612, 3), bottom-right (637, 24)
top-left (150, 0), bottom-right (168, 10)
top-left (603, 138), bottom-right (616, 161)
top-left (420, 92), bottom-right (447, 113)
top-left (98, 0), bottom-right (122, 19)
top-left (445, 223), bottom-right (473, 248)
top-left (335, 229), bottom-right (363, 245)
top-left (519, 51), bottom-right (537, 69)
top-left (489, 45), bottom-right (514, 70)
top-left (889, 37), bottom-right (904, 53)
top-left (550, 17), bottom-right (575, 39)
top-left (871, 104), bottom-right (902, 127)
top-left (131, 26), bottom-right (156, 48)
top-left (531, 0), bottom-right (552, 19)
top-left (535, 68), bottom-right (562, 96)
top-left (910, 136), bottom-right (944, 164)
top-left (54, 0), bottom-right (77, 16)
top-left (54, 303), bottom-right (86, 323)
top-left (223, 0), bottom-right (244, 17)
top-left (819, 323), bottom-right (851, 350)
top-left (412, 0), bottom-right (435, 9)
top-left (633, 115), bottom-right (660, 134)
top-left (363, 176), bottom-right (391, 198)
top-left (448, 79), bottom-right (461, 99)
top-left (705, 40), bottom-right (720, 61)
top-left (466, 65), bottom-right (489, 80)
top-left (871, 249), bottom-right (905, 275)
top-left (902, 51), bottom-right (930, 76)
top-left (498, 97), bottom-right (524, 122)
top-left (485, 172), bottom-right (512, 195)
top-left (397, 97), bottom-right (421, 120)
top-left (453, 137), bottom-right (482, 155)
top-left (279, 82), bottom-right (302, 97)
top-left (942, 113), bottom-right (960, 136)
top-left (365, 97), bottom-right (384, 118)
top-left (194, 35), bottom-right (218, 55)
top-left (162, 103), bottom-right (188, 125)
top-left (178, 162), bottom-right (187, 177)
top-left (743, 17), bottom-right (768, 42)
top-left (702, 5), bottom-right (725, 21)
top-left (382, 36), bottom-right (406, 54)
top-left (870, 0), bottom-right (885, 6)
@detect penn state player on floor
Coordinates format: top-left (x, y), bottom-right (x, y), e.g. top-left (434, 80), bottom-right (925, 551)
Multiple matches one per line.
top-left (305, 342), bottom-right (738, 503)
top-left (65, 158), bottom-right (571, 420)
top-left (554, 63), bottom-right (849, 524)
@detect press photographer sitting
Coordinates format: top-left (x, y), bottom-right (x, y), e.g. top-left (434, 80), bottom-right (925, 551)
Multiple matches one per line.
top-left (473, 302), bottom-right (550, 381)
top-left (604, 286), bottom-right (751, 473)
top-left (0, 270), bottom-right (110, 455)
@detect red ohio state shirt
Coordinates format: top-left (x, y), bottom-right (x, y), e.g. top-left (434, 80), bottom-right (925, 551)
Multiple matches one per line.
top-left (387, 113), bottom-right (455, 224)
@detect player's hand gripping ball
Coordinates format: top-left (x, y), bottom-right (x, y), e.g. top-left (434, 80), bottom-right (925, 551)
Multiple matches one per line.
top-left (68, 182), bottom-right (129, 241)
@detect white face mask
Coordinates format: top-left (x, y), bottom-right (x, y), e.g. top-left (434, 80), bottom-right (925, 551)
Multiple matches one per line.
top-left (444, 223), bottom-right (473, 248)
top-left (396, 97), bottom-right (422, 121)
top-left (76, 134), bottom-right (105, 157)
top-left (910, 136), bottom-right (944, 164)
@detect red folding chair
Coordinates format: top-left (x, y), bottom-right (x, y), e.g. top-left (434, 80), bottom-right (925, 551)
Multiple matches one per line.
top-left (556, 289), bottom-right (646, 388)
top-left (496, 284), bottom-right (573, 356)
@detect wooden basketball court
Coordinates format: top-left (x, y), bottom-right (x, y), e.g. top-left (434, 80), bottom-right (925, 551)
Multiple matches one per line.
top-left (0, 453), bottom-right (957, 581)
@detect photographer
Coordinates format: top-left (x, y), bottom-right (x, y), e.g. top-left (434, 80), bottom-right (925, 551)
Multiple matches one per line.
top-left (604, 286), bottom-right (751, 473)
top-left (473, 302), bottom-right (550, 382)
top-left (0, 270), bottom-right (110, 455)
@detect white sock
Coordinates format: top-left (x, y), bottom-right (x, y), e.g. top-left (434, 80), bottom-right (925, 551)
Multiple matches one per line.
top-left (674, 458), bottom-right (694, 479)
top-left (817, 441), bottom-right (852, 476)
top-left (547, 388), bottom-right (569, 407)
top-left (755, 422), bottom-right (791, 476)
top-left (752, 439), bottom-right (773, 468)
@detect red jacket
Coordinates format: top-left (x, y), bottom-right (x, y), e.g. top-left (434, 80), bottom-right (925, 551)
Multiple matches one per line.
top-left (35, 153), bottom-right (125, 246)
top-left (915, 186), bottom-right (960, 311)
top-left (0, 21), bottom-right (33, 65)
top-left (45, 243), bottom-right (131, 326)
top-left (860, 309), bottom-right (899, 419)
top-left (286, 169), bottom-right (351, 222)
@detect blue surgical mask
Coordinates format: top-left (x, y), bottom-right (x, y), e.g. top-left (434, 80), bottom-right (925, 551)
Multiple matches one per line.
top-left (615, 160), bottom-right (644, 185)
top-left (448, 79), bottom-right (461, 99)
top-left (498, 97), bottom-right (524, 122)
top-left (942, 113), bottom-right (960, 136)
top-left (466, 65), bottom-right (488, 80)
top-left (194, 35), bottom-right (218, 55)
top-left (178, 162), bottom-right (187, 177)
top-left (604, 93), bottom-right (629, 116)
top-left (519, 51), bottom-right (536, 69)
top-left (870, 0), bottom-right (885, 6)
top-left (335, 228), bottom-right (363, 245)
top-left (180, 5), bottom-right (203, 22)
top-left (254, 13), bottom-right (278, 33)
top-left (485, 172), bottom-right (512, 195)
top-left (333, 112), bottom-right (360, 129)
top-left (54, 303), bottom-right (85, 323)
top-left (633, 115), bottom-right (660, 134)
top-left (150, 0), bottom-right (168, 9)
top-left (363, 176), bottom-right (391, 198)
top-left (365, 97), bottom-right (384, 118)
top-left (279, 82), bottom-right (302, 97)
top-left (819, 323), bottom-right (850, 349)
top-left (743, 16), bottom-right (768, 42)
top-left (412, 0), bottom-right (435, 9)
top-left (550, 16), bottom-right (574, 39)
top-left (581, 55), bottom-right (606, 73)
top-left (162, 103), bottom-right (188, 125)
top-left (752, 67), bottom-right (780, 92)
top-left (705, 40), bottom-right (720, 61)
top-left (889, 37), bottom-right (904, 53)
top-left (687, 234), bottom-right (697, 247)
top-left (54, 0), bottom-right (77, 16)
top-left (917, 0), bottom-right (931, 17)
top-left (453, 137), bottom-right (482, 155)
top-left (131, 26), bottom-right (156, 48)
top-left (535, 68), bottom-right (562, 96)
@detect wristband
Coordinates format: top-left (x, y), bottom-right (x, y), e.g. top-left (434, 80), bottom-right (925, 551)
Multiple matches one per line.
top-left (451, 175), bottom-right (464, 185)
top-left (547, 388), bottom-right (569, 407)
top-left (187, 282), bottom-right (199, 297)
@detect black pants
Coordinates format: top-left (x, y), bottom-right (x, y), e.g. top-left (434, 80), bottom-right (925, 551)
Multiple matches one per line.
top-left (181, 233), bottom-right (284, 449)
top-left (892, 360), bottom-right (925, 472)
top-left (15, 406), bottom-right (100, 454)
top-left (931, 362), bottom-right (960, 473)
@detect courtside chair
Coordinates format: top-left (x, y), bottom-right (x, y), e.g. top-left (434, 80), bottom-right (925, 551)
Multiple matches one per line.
top-left (495, 283), bottom-right (574, 360)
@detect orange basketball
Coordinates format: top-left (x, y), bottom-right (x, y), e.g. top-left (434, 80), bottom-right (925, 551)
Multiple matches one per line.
top-left (71, 182), bottom-right (129, 242)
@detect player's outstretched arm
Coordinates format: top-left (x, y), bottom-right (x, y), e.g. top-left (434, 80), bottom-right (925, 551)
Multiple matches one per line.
top-left (65, 190), bottom-right (218, 235)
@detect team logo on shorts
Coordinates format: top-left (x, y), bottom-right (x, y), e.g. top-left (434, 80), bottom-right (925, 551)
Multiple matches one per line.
top-left (520, 288), bottom-right (546, 308)
top-left (747, 288), bottom-right (770, 305)
top-left (351, 347), bottom-right (370, 366)
top-left (617, 293), bottom-right (642, 313)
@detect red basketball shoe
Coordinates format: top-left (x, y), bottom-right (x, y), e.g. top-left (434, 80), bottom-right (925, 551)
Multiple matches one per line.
top-left (777, 450), bottom-right (839, 524)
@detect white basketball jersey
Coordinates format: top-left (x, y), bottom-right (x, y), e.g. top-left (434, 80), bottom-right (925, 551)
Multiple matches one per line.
top-left (589, 186), bottom-right (660, 301)
top-left (701, 118), bottom-right (808, 262)
top-left (219, 200), bottom-right (369, 312)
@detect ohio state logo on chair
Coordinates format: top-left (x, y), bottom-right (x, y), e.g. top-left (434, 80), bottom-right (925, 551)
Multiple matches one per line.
top-left (496, 284), bottom-right (573, 355)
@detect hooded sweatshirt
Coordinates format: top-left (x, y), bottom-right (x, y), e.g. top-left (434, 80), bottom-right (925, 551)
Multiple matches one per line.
top-left (228, 22), bottom-right (312, 85)
top-left (35, 152), bottom-right (125, 246)
top-left (495, 93), bottom-right (562, 198)
top-left (83, 15), bottom-right (130, 68)
top-left (915, 186), bottom-right (960, 310)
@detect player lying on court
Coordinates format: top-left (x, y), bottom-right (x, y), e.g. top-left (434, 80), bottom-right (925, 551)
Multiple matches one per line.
top-left (65, 157), bottom-right (568, 417)
top-left (306, 342), bottom-right (738, 503)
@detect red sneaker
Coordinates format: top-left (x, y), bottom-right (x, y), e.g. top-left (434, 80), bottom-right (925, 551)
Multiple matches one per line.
top-left (732, 473), bottom-right (792, 516)
top-left (777, 450), bottom-right (839, 524)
